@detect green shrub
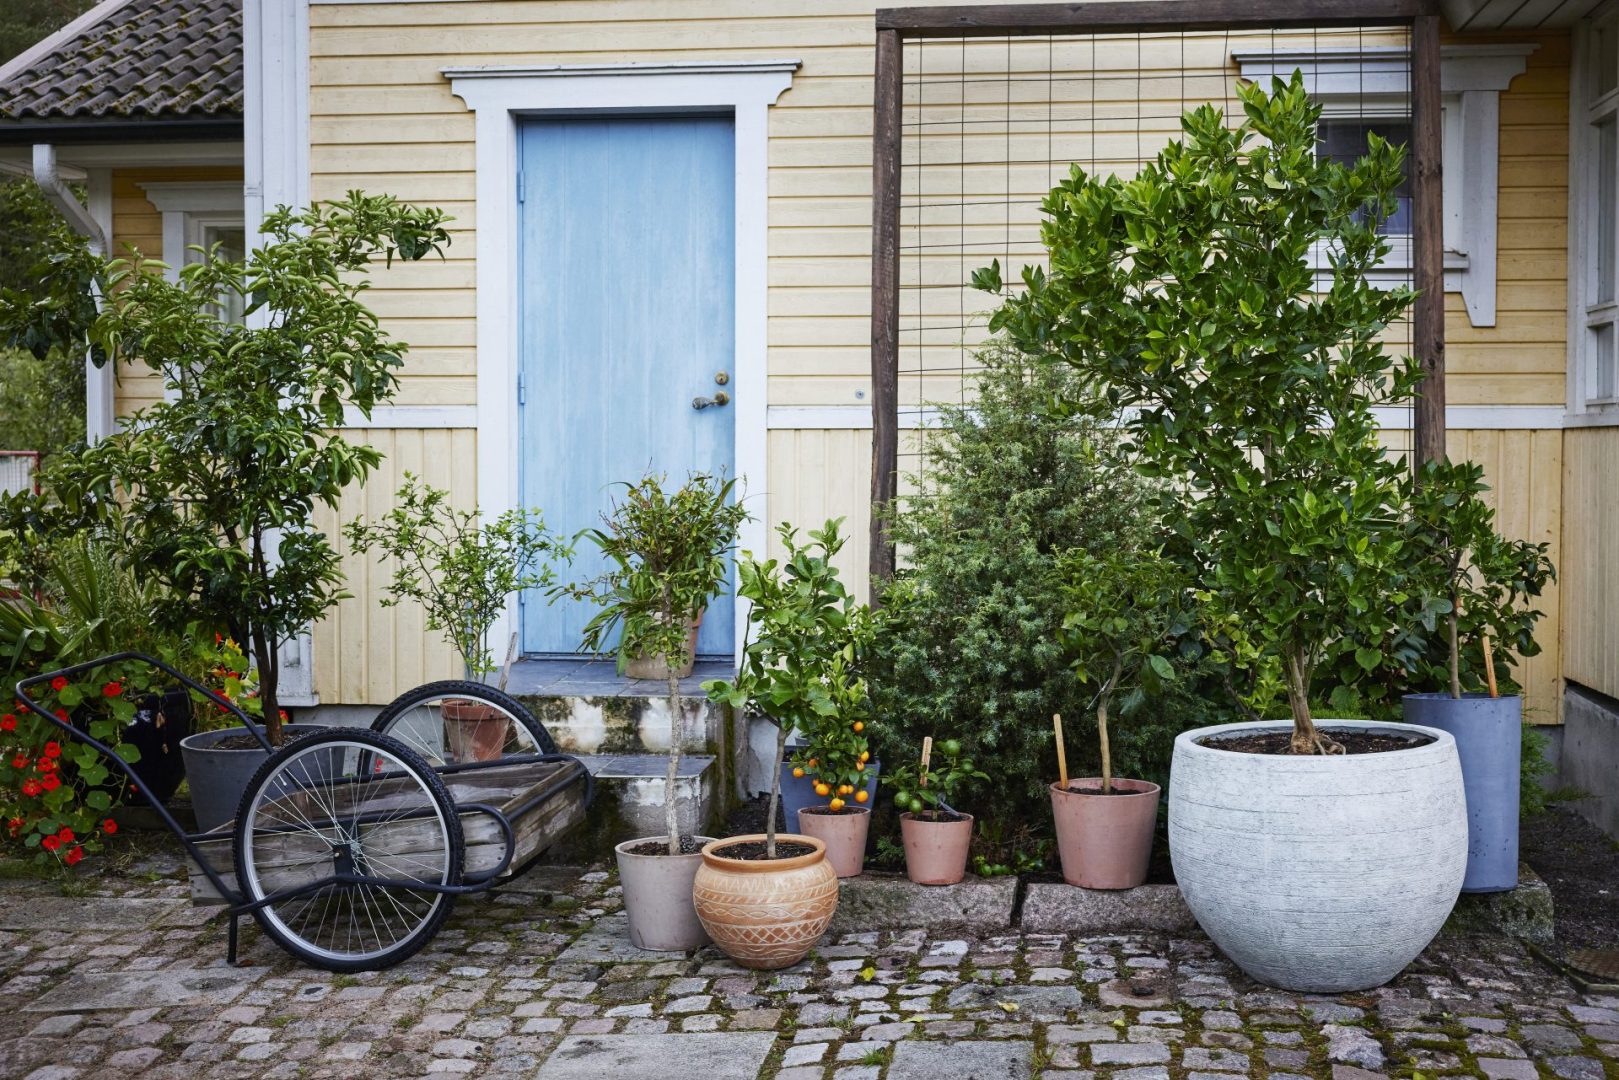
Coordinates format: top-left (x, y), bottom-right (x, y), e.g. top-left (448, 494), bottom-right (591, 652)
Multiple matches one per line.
top-left (869, 344), bottom-right (1217, 840)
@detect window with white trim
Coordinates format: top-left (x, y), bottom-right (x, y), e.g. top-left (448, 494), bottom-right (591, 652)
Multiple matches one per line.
top-left (1578, 6), bottom-right (1619, 409)
top-left (136, 181), bottom-right (246, 324)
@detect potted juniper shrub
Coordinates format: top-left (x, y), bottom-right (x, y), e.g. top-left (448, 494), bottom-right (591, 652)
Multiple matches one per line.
top-left (883, 739), bottom-right (986, 886)
top-left (1052, 546), bottom-right (1188, 889)
top-left (558, 473), bottom-right (748, 951)
top-left (698, 520), bottom-right (859, 964)
top-left (981, 74), bottom-right (1467, 991)
top-left (1400, 460), bottom-right (1554, 892)
top-left (345, 474), bottom-right (569, 761)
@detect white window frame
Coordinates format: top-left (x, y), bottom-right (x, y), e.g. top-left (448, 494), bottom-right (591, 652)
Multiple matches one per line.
top-left (1235, 44), bottom-right (1535, 328)
top-left (1571, 2), bottom-right (1619, 421)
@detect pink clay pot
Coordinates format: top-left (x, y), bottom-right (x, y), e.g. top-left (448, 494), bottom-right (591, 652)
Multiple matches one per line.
top-left (899, 811), bottom-right (973, 885)
top-left (796, 806), bottom-right (870, 877)
top-left (1049, 778), bottom-right (1160, 890)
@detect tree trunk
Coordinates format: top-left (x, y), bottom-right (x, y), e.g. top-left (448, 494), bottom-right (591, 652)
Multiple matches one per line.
top-left (665, 666), bottom-right (683, 856)
top-left (1098, 657), bottom-right (1121, 795)
top-left (253, 630), bottom-right (282, 747)
top-left (1283, 647), bottom-right (1340, 755)
top-left (1448, 605), bottom-right (1461, 700)
top-left (766, 721), bottom-right (786, 859)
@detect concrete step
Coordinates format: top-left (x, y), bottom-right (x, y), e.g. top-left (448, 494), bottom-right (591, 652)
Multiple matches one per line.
top-left (508, 657), bottom-right (734, 760)
top-left (549, 751), bottom-right (723, 862)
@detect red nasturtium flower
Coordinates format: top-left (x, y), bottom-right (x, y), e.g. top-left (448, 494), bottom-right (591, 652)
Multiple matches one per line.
top-left (64, 846), bottom-right (83, 866)
top-left (0, 713), bottom-right (14, 732)
top-left (6, 818), bottom-right (21, 837)
top-left (40, 835), bottom-right (60, 852)
top-left (21, 781), bottom-right (41, 797)
top-left (40, 773), bottom-right (60, 792)
top-left (102, 819), bottom-right (117, 836)
top-left (57, 827), bottom-right (74, 843)
top-left (43, 742), bottom-right (60, 759)
top-left (37, 759), bottom-right (56, 773)
top-left (53, 709), bottom-right (68, 722)
top-left (102, 682), bottom-right (123, 697)
top-left (49, 676), bottom-right (67, 692)
top-left (11, 755), bottom-right (26, 769)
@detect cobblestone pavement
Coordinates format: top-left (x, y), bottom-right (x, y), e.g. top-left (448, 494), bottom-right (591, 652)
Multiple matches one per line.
top-left (1, 858), bottom-right (1615, 1080)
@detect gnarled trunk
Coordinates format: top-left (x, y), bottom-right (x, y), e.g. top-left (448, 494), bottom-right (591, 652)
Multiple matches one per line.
top-left (1283, 647), bottom-right (1341, 755)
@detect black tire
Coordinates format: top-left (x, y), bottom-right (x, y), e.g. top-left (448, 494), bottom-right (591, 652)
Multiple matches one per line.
top-left (232, 728), bottom-right (463, 972)
top-left (372, 680), bottom-right (559, 765)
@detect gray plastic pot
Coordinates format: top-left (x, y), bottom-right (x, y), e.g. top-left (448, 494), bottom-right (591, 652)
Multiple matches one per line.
top-left (1169, 719), bottom-right (1466, 993)
top-left (1402, 693), bottom-right (1522, 893)
top-left (615, 835), bottom-right (716, 952)
top-left (179, 724), bottom-right (327, 833)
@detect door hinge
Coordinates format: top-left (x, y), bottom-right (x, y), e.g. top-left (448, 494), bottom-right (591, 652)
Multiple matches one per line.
top-left (517, 371), bottom-right (526, 405)
top-left (517, 171), bottom-right (525, 203)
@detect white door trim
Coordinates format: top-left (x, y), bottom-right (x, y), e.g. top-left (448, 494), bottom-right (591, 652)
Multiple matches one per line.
top-left (447, 59), bottom-right (797, 663)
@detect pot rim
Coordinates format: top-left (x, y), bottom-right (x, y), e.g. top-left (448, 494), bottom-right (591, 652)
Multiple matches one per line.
top-left (700, 833), bottom-right (826, 872)
top-left (178, 724), bottom-right (323, 752)
top-left (614, 835), bottom-right (717, 861)
top-left (1174, 719), bottom-right (1455, 762)
top-left (798, 805), bottom-right (872, 818)
top-left (1050, 778), bottom-right (1161, 799)
top-left (898, 811), bottom-right (974, 826)
top-left (1401, 691), bottom-right (1522, 704)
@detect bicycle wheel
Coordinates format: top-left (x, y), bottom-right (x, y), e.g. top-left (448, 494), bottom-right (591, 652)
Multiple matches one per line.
top-left (232, 729), bottom-right (463, 972)
top-left (371, 680), bottom-right (558, 766)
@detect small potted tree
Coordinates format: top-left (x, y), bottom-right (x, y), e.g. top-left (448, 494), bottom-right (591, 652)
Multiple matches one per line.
top-left (1400, 459), bottom-right (1555, 892)
top-left (882, 738), bottom-right (987, 885)
top-left (558, 472), bottom-right (748, 951)
top-left (345, 473), bottom-right (570, 760)
top-left (1052, 546), bottom-right (1187, 889)
top-left (981, 75), bottom-right (1470, 991)
top-left (695, 520), bottom-right (860, 966)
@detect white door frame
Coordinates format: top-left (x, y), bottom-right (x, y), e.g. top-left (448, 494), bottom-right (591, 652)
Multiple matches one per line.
top-left (447, 60), bottom-right (797, 663)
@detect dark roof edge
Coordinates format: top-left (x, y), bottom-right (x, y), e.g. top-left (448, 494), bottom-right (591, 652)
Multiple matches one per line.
top-left (0, 118), bottom-right (243, 146)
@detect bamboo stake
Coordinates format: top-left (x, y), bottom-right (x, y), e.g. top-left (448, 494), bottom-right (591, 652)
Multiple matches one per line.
top-left (919, 736), bottom-right (932, 788)
top-left (1482, 631), bottom-right (1499, 698)
top-left (1053, 713), bottom-right (1068, 790)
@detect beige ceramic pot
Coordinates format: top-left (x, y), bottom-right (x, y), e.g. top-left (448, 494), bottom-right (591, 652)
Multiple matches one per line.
top-left (900, 812), bottom-right (973, 885)
top-left (622, 612), bottom-right (703, 680)
top-left (440, 699), bottom-right (510, 762)
top-left (795, 806), bottom-right (869, 877)
top-left (692, 833), bottom-right (839, 969)
top-left (1050, 778), bottom-right (1161, 890)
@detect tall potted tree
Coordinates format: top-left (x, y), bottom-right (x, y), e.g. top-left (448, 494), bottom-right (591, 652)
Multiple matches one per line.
top-left (559, 473), bottom-right (748, 951)
top-left (345, 474), bottom-right (570, 760)
top-left (1401, 459), bottom-right (1555, 892)
top-left (15, 194), bottom-right (450, 830)
top-left (696, 520), bottom-right (858, 966)
top-left (1052, 546), bottom-right (1187, 890)
top-left (981, 74), bottom-right (1468, 991)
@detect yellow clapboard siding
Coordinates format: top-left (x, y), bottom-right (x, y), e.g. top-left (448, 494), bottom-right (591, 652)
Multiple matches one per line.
top-left (766, 428), bottom-right (872, 602)
top-left (1562, 428), bottom-right (1619, 702)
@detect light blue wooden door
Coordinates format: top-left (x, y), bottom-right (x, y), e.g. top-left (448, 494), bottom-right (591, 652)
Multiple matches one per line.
top-left (518, 115), bottom-right (737, 658)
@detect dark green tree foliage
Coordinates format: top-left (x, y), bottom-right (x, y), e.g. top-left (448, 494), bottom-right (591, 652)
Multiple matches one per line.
top-left (0, 1), bottom-right (97, 66)
top-left (979, 75), bottom-right (1418, 754)
top-left (869, 344), bottom-right (1200, 833)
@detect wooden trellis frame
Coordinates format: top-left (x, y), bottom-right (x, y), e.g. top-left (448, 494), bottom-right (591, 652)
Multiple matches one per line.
top-left (868, 0), bottom-right (1445, 584)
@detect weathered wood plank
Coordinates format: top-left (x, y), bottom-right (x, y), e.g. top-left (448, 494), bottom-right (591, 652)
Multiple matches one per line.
top-left (869, 27), bottom-right (902, 590)
top-left (876, 0), bottom-right (1436, 37)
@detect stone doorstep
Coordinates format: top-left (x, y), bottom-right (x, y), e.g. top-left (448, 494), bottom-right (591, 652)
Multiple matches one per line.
top-left (574, 753), bottom-right (722, 845)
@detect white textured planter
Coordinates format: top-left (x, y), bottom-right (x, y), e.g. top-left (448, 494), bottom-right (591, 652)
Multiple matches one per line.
top-left (1169, 720), bottom-right (1467, 993)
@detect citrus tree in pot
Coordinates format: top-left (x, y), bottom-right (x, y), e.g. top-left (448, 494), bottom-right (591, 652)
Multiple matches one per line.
top-left (1052, 546), bottom-right (1189, 890)
top-left (7, 193), bottom-right (451, 831)
top-left (979, 74), bottom-right (1467, 991)
top-left (1400, 459), bottom-right (1555, 892)
top-left (883, 739), bottom-right (987, 886)
top-left (557, 472), bottom-right (748, 951)
top-left (345, 474), bottom-right (571, 761)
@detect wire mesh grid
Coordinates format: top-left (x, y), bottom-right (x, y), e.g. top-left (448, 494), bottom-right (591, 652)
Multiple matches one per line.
top-left (893, 26), bottom-right (1418, 485)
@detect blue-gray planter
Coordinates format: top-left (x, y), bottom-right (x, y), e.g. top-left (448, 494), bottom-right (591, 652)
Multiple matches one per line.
top-left (779, 759), bottom-right (880, 826)
top-left (1401, 693), bottom-right (1521, 893)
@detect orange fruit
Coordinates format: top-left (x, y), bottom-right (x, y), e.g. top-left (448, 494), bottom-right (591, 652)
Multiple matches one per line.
top-left (829, 797), bottom-right (845, 811)
top-left (792, 767), bottom-right (805, 778)
top-left (854, 789), bottom-right (869, 803)
top-left (807, 758), bottom-right (818, 768)
top-left (859, 751), bottom-right (870, 763)
top-left (839, 784), bottom-right (854, 795)
top-left (814, 782), bottom-right (831, 797)
top-left (852, 721), bottom-right (864, 732)
top-left (855, 761), bottom-right (866, 772)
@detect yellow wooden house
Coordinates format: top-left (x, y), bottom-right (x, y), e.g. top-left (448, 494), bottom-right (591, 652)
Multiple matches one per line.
top-left (2, 0), bottom-right (1616, 834)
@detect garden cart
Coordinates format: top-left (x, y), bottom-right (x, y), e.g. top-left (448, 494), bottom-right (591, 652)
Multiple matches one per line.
top-left (15, 652), bottom-right (592, 972)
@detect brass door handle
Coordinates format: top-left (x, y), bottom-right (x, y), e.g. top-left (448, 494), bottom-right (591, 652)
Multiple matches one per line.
top-left (692, 391), bottom-right (730, 410)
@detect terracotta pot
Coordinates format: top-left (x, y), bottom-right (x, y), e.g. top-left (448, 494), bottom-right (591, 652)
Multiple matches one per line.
top-left (900, 812), bottom-right (973, 885)
top-left (622, 611), bottom-right (703, 681)
top-left (692, 833), bottom-right (839, 969)
top-left (1049, 778), bottom-right (1161, 890)
top-left (440, 699), bottom-right (511, 762)
top-left (615, 836), bottom-right (716, 952)
top-left (796, 806), bottom-right (869, 877)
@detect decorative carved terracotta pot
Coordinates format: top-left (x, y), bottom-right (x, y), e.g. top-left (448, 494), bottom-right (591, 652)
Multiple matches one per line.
top-left (692, 833), bottom-right (839, 970)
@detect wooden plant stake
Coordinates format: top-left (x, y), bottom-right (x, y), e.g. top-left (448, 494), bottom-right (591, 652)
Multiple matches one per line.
top-left (1482, 631), bottom-right (1499, 698)
top-left (920, 736), bottom-right (932, 821)
top-left (1053, 713), bottom-right (1069, 790)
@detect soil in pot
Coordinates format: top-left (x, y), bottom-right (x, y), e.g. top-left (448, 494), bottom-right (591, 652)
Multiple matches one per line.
top-left (707, 839), bottom-right (816, 860)
top-left (179, 724), bottom-right (330, 833)
top-left (615, 834), bottom-right (715, 952)
top-left (692, 833), bottom-right (839, 970)
top-left (1207, 729), bottom-right (1435, 755)
top-left (796, 806), bottom-right (870, 878)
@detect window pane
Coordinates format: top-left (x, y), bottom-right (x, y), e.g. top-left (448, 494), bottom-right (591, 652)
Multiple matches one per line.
top-left (1595, 21), bottom-right (1618, 99)
top-left (1316, 119), bottom-right (1412, 234)
top-left (203, 226), bottom-right (247, 325)
top-left (1593, 322), bottom-right (1616, 401)
top-left (1598, 118), bottom-right (1616, 306)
